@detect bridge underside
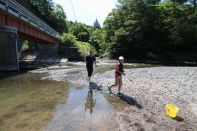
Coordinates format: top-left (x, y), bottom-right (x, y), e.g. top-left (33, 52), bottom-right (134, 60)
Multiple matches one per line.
top-left (0, 12), bottom-right (59, 71)
top-left (0, 11), bottom-right (57, 44)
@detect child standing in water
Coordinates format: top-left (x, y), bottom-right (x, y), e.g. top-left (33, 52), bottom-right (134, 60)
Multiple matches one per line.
top-left (108, 56), bottom-right (125, 96)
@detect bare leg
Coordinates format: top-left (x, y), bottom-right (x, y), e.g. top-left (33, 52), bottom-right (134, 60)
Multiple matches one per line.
top-left (109, 83), bottom-right (117, 88)
top-left (108, 76), bottom-right (118, 93)
top-left (108, 82), bottom-right (118, 93)
top-left (117, 76), bottom-right (122, 93)
top-left (118, 84), bottom-right (121, 93)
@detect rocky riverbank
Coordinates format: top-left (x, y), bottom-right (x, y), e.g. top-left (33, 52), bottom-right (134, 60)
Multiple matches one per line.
top-left (31, 62), bottom-right (197, 131)
top-left (94, 67), bottom-right (197, 131)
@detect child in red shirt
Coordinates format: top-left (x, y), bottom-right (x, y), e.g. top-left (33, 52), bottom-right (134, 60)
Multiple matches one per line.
top-left (108, 56), bottom-right (125, 96)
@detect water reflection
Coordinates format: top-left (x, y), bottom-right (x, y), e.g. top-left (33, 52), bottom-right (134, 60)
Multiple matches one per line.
top-left (44, 87), bottom-right (126, 131)
top-left (0, 71), bottom-right (128, 131)
top-left (85, 89), bottom-right (96, 114)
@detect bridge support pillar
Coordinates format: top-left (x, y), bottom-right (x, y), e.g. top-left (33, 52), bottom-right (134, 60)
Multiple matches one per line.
top-left (0, 25), bottom-right (19, 71)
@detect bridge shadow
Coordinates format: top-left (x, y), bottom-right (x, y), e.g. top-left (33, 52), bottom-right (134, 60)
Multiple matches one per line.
top-left (118, 94), bottom-right (143, 109)
top-left (0, 56), bottom-right (64, 80)
top-left (19, 51), bottom-right (63, 70)
top-left (19, 59), bottom-right (61, 70)
top-left (0, 71), bottom-right (27, 80)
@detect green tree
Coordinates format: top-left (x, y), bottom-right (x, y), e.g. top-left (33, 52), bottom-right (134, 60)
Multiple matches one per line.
top-left (61, 33), bottom-right (96, 57)
top-left (93, 19), bottom-right (101, 29)
top-left (51, 4), bottom-right (67, 33)
top-left (194, 0), bottom-right (197, 12)
top-left (69, 23), bottom-right (90, 42)
top-left (166, 0), bottom-right (187, 4)
top-left (30, 0), bottom-right (54, 19)
top-left (89, 29), bottom-right (105, 54)
top-left (146, 0), bottom-right (161, 4)
top-left (104, 0), bottom-right (147, 58)
top-left (30, 0), bottom-right (67, 34)
top-left (103, 0), bottom-right (197, 60)
top-left (61, 33), bottom-right (77, 45)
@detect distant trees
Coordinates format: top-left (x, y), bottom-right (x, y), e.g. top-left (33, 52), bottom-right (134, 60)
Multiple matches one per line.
top-left (31, 0), bottom-right (197, 61)
top-left (102, 0), bottom-right (197, 61)
top-left (61, 33), bottom-right (95, 57)
top-left (52, 5), bottom-right (67, 33)
top-left (93, 19), bottom-right (101, 29)
top-left (169, 0), bottom-right (188, 4)
top-left (29, 0), bottom-right (67, 33)
top-left (66, 21), bottom-right (105, 56)
top-left (68, 22), bottom-right (90, 42)
top-left (89, 29), bottom-right (105, 53)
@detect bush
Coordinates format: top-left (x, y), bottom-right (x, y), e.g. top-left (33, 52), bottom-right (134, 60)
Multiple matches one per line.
top-left (61, 33), bottom-right (77, 45)
top-left (61, 33), bottom-right (96, 57)
top-left (21, 40), bottom-right (29, 52)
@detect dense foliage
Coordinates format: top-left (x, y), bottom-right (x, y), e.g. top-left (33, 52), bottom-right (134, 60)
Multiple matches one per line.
top-left (30, 0), bottom-right (197, 61)
top-left (29, 0), bottom-right (67, 33)
top-left (61, 33), bottom-right (95, 57)
top-left (103, 0), bottom-right (197, 61)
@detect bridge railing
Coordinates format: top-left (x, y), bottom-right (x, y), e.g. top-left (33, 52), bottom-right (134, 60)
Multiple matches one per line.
top-left (0, 0), bottom-right (60, 38)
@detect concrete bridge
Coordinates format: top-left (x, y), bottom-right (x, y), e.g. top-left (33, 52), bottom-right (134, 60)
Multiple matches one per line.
top-left (0, 0), bottom-right (60, 71)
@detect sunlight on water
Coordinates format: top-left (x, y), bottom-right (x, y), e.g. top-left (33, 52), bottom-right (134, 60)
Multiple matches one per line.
top-left (44, 87), bottom-right (127, 131)
top-left (0, 72), bottom-right (69, 131)
top-left (0, 72), bottom-right (127, 131)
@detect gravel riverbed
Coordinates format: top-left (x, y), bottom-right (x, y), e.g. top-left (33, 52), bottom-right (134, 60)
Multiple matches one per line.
top-left (32, 64), bottom-right (197, 131)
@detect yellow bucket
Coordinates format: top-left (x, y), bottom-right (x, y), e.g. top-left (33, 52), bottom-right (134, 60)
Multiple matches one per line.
top-left (165, 104), bottom-right (179, 118)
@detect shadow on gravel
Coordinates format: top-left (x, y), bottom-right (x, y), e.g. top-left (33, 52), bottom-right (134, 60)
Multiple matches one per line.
top-left (118, 94), bottom-right (143, 109)
top-left (88, 82), bottom-right (142, 109)
top-left (89, 82), bottom-right (103, 91)
top-left (172, 116), bottom-right (184, 122)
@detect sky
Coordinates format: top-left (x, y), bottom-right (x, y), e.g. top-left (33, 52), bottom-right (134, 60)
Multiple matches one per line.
top-left (53, 0), bottom-right (118, 26)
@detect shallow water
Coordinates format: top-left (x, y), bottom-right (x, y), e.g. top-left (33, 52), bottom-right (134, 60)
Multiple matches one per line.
top-left (0, 71), bottom-right (127, 131)
top-left (0, 63), bottom-right (154, 130)
top-left (0, 72), bottom-right (70, 131)
top-left (44, 87), bottom-right (126, 131)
